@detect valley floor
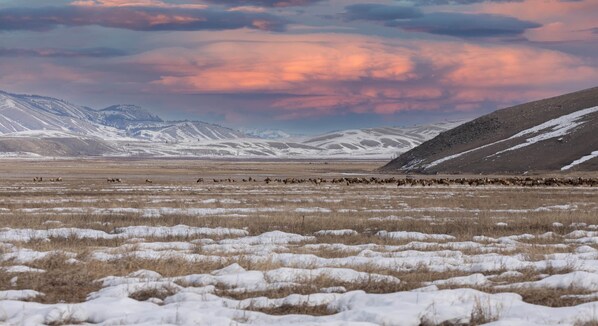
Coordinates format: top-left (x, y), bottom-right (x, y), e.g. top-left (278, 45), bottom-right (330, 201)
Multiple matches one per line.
top-left (0, 159), bottom-right (597, 325)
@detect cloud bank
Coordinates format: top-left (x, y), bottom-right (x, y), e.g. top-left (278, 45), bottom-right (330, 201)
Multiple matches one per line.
top-left (0, 6), bottom-right (287, 32)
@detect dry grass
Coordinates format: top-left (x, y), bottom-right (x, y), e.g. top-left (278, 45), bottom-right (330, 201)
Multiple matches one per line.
top-left (129, 284), bottom-right (179, 302)
top-left (469, 296), bottom-right (502, 325)
top-left (0, 159), bottom-right (596, 310)
top-left (249, 304), bottom-right (334, 316)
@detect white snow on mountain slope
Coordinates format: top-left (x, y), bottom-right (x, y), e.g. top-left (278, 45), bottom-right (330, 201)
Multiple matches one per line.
top-left (97, 104), bottom-right (163, 129)
top-left (112, 138), bottom-right (323, 158)
top-left (303, 121), bottom-right (465, 157)
top-left (0, 92), bottom-right (124, 139)
top-left (562, 151), bottom-right (598, 171)
top-left (242, 129), bottom-right (293, 139)
top-left (126, 121), bottom-right (246, 143)
top-left (493, 105), bottom-right (598, 155)
top-left (0, 90), bottom-right (467, 158)
top-left (112, 135), bottom-right (436, 159)
top-left (423, 106), bottom-right (598, 170)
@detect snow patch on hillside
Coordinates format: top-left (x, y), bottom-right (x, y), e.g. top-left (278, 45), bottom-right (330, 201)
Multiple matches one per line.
top-left (562, 151), bottom-right (598, 170)
top-left (418, 106), bottom-right (598, 170)
top-left (494, 106), bottom-right (598, 155)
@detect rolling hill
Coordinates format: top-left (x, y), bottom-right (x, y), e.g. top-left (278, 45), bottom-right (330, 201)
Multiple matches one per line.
top-left (380, 87), bottom-right (598, 174)
top-left (0, 90), bottom-right (465, 158)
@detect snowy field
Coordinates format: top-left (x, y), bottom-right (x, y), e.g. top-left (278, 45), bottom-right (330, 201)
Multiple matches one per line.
top-left (0, 160), bottom-right (597, 325)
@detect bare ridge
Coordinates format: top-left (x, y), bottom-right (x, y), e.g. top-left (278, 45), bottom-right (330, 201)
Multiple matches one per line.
top-left (380, 87), bottom-right (598, 174)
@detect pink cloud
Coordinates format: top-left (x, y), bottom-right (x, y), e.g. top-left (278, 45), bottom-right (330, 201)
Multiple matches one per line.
top-left (3, 30), bottom-right (596, 121)
top-left (71, 0), bottom-right (207, 9)
top-left (138, 38), bottom-right (416, 93)
top-left (125, 32), bottom-right (596, 117)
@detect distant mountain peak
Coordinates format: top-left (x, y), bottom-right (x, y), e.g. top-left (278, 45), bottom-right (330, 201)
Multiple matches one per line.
top-left (99, 104), bottom-right (163, 127)
top-left (242, 129), bottom-right (293, 140)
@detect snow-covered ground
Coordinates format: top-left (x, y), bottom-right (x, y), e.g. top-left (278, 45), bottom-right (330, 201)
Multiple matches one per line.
top-left (0, 176), bottom-right (597, 325)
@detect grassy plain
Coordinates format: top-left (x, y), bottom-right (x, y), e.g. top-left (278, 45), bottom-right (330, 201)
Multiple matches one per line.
top-left (0, 158), bottom-right (597, 321)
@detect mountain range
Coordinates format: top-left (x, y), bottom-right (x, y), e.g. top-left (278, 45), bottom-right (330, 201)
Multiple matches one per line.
top-left (0, 90), bottom-right (464, 159)
top-left (381, 87), bottom-right (598, 173)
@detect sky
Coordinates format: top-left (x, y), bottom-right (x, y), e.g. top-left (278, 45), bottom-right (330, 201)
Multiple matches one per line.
top-left (0, 0), bottom-right (597, 133)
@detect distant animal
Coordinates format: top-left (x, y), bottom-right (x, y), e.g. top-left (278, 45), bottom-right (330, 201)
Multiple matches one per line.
top-left (107, 178), bottom-right (122, 183)
top-left (145, 179), bottom-right (153, 184)
top-left (197, 178), bottom-right (204, 183)
top-left (33, 177), bottom-right (42, 182)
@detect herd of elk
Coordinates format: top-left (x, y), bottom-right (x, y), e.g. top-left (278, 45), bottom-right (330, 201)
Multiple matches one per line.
top-left (194, 176), bottom-right (598, 187)
top-left (26, 176), bottom-right (598, 187)
top-left (33, 177), bottom-right (62, 182)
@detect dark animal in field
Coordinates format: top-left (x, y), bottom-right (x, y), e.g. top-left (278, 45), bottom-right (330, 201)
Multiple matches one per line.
top-left (33, 177), bottom-right (42, 182)
top-left (197, 178), bottom-right (204, 183)
top-left (107, 178), bottom-right (122, 183)
top-left (145, 179), bottom-right (153, 184)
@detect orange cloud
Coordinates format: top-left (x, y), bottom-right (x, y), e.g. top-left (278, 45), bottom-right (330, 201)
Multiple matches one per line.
top-left (129, 32), bottom-right (596, 117)
top-left (422, 43), bottom-right (596, 87)
top-left (138, 38), bottom-right (416, 93)
top-left (4, 29), bottom-right (595, 121)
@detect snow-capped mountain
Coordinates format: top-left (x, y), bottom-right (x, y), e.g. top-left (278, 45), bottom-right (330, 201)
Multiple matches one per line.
top-left (97, 104), bottom-right (163, 129)
top-left (381, 87), bottom-right (598, 173)
top-left (0, 91), bottom-right (122, 139)
top-left (0, 91), bottom-right (247, 144)
top-left (0, 90), bottom-right (467, 158)
top-left (303, 122), bottom-right (465, 157)
top-left (242, 129), bottom-right (293, 140)
top-left (97, 105), bottom-right (245, 142)
top-left (114, 120), bottom-right (466, 159)
top-left (126, 121), bottom-right (246, 143)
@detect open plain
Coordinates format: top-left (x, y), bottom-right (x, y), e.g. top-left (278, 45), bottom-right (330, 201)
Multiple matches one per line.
top-left (0, 159), bottom-right (598, 325)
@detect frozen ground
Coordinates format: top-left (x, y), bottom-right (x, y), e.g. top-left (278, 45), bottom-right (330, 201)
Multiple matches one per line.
top-left (0, 161), bottom-right (597, 325)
